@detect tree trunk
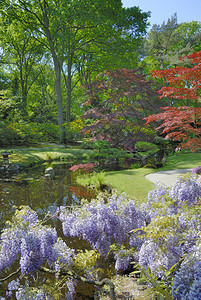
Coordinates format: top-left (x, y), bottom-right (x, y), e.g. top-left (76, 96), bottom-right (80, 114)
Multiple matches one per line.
top-left (66, 56), bottom-right (72, 123)
top-left (42, 1), bottom-right (64, 142)
top-left (54, 60), bottom-right (64, 139)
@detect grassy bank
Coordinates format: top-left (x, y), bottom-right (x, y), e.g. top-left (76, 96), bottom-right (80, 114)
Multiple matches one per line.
top-left (3, 145), bottom-right (94, 167)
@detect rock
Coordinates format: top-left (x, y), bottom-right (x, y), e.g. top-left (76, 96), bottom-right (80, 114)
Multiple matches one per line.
top-left (45, 167), bottom-right (55, 179)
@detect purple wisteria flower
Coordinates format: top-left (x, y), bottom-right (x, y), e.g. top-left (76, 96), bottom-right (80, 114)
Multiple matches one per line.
top-left (59, 194), bottom-right (146, 256)
top-left (170, 174), bottom-right (201, 206)
top-left (192, 166), bottom-right (201, 175)
top-left (172, 255), bottom-right (201, 299)
top-left (114, 250), bottom-right (133, 272)
top-left (138, 211), bottom-right (201, 279)
top-left (0, 206), bottom-right (74, 275)
top-left (142, 183), bottom-right (178, 221)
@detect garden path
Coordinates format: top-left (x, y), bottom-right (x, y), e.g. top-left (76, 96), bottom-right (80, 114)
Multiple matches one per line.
top-left (145, 168), bottom-right (193, 187)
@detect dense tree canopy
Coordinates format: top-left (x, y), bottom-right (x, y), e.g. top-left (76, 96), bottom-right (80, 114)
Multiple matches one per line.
top-left (0, 0), bottom-right (150, 140)
top-left (0, 4), bottom-right (200, 149)
top-left (139, 14), bottom-right (201, 73)
top-left (145, 51), bottom-right (201, 151)
top-left (81, 68), bottom-right (160, 149)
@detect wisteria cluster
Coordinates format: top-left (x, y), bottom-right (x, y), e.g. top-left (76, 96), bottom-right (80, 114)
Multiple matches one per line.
top-left (0, 207), bottom-right (75, 298)
top-left (59, 193), bottom-right (146, 256)
top-left (138, 212), bottom-right (200, 279)
top-left (6, 279), bottom-right (52, 300)
top-left (172, 243), bottom-right (201, 300)
top-left (0, 171), bottom-right (201, 299)
top-left (170, 174), bottom-right (201, 206)
top-left (138, 173), bottom-right (201, 298)
top-left (0, 207), bottom-right (74, 275)
top-left (5, 277), bottom-right (75, 300)
top-left (114, 249), bottom-right (133, 272)
top-left (192, 166), bottom-right (201, 175)
top-left (143, 173), bottom-right (201, 222)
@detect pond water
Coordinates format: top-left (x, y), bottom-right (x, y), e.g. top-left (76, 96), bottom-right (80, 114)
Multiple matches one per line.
top-left (0, 163), bottom-right (96, 231)
top-left (0, 163), bottom-right (101, 298)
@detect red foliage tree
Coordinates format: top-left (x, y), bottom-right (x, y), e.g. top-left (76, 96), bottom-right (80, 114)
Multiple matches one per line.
top-left (145, 51), bottom-right (201, 151)
top-left (81, 69), bottom-right (160, 149)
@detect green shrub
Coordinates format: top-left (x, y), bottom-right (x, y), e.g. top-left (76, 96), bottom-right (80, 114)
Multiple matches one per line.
top-left (81, 140), bottom-right (111, 150)
top-left (38, 123), bottom-right (59, 142)
top-left (0, 121), bottom-right (59, 146)
top-left (0, 121), bottom-right (16, 146)
top-left (130, 163), bottom-right (142, 169)
top-left (135, 141), bottom-right (159, 153)
top-left (7, 121), bottom-right (42, 144)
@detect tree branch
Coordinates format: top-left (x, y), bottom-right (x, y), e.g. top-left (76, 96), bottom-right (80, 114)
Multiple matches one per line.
top-left (0, 268), bottom-right (21, 282)
top-left (39, 266), bottom-right (116, 300)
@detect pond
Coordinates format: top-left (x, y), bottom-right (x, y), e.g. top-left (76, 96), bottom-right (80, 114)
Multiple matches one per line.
top-left (0, 163), bottom-right (96, 231)
top-left (0, 163), bottom-right (103, 298)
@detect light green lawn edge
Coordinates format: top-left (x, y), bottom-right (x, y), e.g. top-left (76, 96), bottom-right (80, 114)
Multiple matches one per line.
top-left (104, 152), bottom-right (201, 202)
top-left (4, 145), bottom-right (95, 167)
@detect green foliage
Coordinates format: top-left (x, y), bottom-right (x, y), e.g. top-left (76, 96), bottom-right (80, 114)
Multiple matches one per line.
top-left (63, 119), bottom-right (84, 142)
top-left (0, 121), bottom-right (16, 146)
top-left (7, 121), bottom-right (42, 144)
top-left (130, 163), bottom-right (142, 169)
top-left (77, 171), bottom-right (106, 190)
top-left (81, 140), bottom-right (134, 165)
top-left (38, 123), bottom-right (59, 142)
top-left (133, 264), bottom-right (174, 300)
top-left (74, 249), bottom-right (100, 271)
top-left (91, 147), bottom-right (133, 164)
top-left (135, 141), bottom-right (159, 154)
top-left (0, 121), bottom-right (59, 146)
top-left (81, 140), bottom-right (111, 150)
top-left (82, 140), bottom-right (133, 163)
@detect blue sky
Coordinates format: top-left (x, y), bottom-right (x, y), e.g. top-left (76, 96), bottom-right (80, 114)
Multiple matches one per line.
top-left (122, 0), bottom-right (201, 27)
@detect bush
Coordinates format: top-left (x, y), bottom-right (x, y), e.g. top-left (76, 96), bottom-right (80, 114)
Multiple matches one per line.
top-left (135, 141), bottom-right (159, 153)
top-left (0, 121), bottom-right (16, 146)
top-left (81, 139), bottom-right (111, 150)
top-left (0, 122), bottom-right (59, 146)
top-left (8, 122), bottom-right (42, 144)
top-left (38, 123), bottom-right (59, 142)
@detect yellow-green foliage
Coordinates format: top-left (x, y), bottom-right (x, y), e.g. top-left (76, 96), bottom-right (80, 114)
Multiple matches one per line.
top-left (77, 171), bottom-right (106, 189)
top-left (138, 215), bottom-right (179, 241)
top-left (74, 249), bottom-right (100, 270)
top-left (63, 119), bottom-right (84, 135)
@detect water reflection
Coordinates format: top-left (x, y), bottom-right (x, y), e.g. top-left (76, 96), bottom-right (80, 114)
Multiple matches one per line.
top-left (0, 163), bottom-right (95, 230)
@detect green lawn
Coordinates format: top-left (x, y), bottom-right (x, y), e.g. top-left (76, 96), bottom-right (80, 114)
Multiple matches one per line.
top-left (5, 145), bottom-right (94, 167)
top-left (105, 152), bottom-right (201, 202)
top-left (105, 168), bottom-right (155, 202)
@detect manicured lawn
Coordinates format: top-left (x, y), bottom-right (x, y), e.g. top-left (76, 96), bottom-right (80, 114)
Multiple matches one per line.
top-left (160, 152), bottom-right (201, 170)
top-left (105, 152), bottom-right (201, 202)
top-left (105, 167), bottom-right (155, 203)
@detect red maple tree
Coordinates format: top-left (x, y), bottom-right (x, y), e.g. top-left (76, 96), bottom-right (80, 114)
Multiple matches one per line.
top-left (81, 68), bottom-right (160, 149)
top-left (145, 51), bottom-right (201, 151)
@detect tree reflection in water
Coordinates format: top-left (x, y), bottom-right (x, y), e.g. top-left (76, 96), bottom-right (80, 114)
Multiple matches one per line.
top-left (0, 163), bottom-right (95, 231)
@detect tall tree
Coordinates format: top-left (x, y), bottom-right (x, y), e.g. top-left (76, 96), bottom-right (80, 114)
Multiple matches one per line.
top-left (139, 15), bottom-right (201, 73)
top-left (145, 51), bottom-right (201, 151)
top-left (2, 0), bottom-right (150, 140)
top-left (81, 68), bottom-right (160, 149)
top-left (0, 18), bottom-right (45, 117)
